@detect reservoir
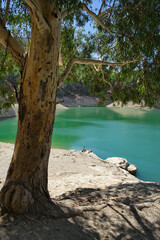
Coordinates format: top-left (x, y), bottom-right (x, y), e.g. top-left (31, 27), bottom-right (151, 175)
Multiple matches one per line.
top-left (0, 107), bottom-right (160, 182)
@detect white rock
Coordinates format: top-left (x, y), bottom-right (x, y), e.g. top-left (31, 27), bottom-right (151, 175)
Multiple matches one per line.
top-left (127, 164), bottom-right (137, 175)
top-left (106, 157), bottom-right (127, 165)
top-left (105, 157), bottom-right (137, 175)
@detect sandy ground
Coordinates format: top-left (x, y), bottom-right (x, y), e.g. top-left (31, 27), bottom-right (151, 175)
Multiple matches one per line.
top-left (0, 142), bottom-right (160, 239)
top-left (0, 143), bottom-right (139, 197)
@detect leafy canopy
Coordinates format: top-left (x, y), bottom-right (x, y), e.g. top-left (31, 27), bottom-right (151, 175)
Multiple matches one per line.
top-left (0, 0), bottom-right (160, 111)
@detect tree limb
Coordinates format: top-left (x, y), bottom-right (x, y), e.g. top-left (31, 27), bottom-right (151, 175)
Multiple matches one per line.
top-left (100, 65), bottom-right (113, 89)
top-left (58, 58), bottom-right (74, 85)
top-left (82, 3), bottom-right (122, 37)
top-left (61, 8), bottom-right (75, 19)
top-left (107, 0), bottom-right (116, 24)
top-left (23, 0), bottom-right (50, 34)
top-left (74, 57), bottom-right (140, 66)
top-left (62, 2), bottom-right (136, 44)
top-left (98, 1), bottom-right (142, 20)
top-left (23, 0), bottom-right (39, 10)
top-left (82, 4), bottom-right (133, 44)
top-left (93, 61), bottom-right (113, 89)
top-left (98, 0), bottom-right (106, 15)
top-left (0, 23), bottom-right (26, 68)
top-left (7, 78), bottom-right (19, 102)
top-left (59, 46), bottom-right (63, 66)
top-left (2, 0), bottom-right (10, 26)
top-left (34, 8), bottom-right (51, 33)
top-left (58, 57), bottom-right (140, 85)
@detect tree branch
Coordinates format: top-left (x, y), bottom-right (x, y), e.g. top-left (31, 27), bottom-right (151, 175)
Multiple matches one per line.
top-left (98, 0), bottom-right (106, 15)
top-left (0, 23), bottom-right (26, 68)
top-left (58, 58), bottom-right (74, 85)
top-left (93, 56), bottom-right (113, 89)
top-left (23, 0), bottom-right (39, 10)
top-left (58, 57), bottom-right (140, 85)
top-left (61, 2), bottom-right (138, 45)
top-left (107, 0), bottom-right (116, 24)
top-left (34, 8), bottom-right (51, 33)
top-left (98, 1), bottom-right (142, 20)
top-left (7, 78), bottom-right (19, 102)
top-left (61, 8), bottom-right (75, 19)
top-left (82, 4), bottom-right (122, 37)
top-left (59, 46), bottom-right (63, 66)
top-left (82, 4), bottom-right (133, 44)
top-left (100, 65), bottom-right (112, 88)
top-left (2, 0), bottom-right (10, 26)
top-left (23, 0), bottom-right (50, 34)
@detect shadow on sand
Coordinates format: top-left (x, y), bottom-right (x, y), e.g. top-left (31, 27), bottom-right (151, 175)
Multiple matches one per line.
top-left (0, 182), bottom-right (160, 240)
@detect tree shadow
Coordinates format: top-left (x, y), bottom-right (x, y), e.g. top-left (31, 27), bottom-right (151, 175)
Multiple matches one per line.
top-left (0, 212), bottom-right (100, 240)
top-left (55, 182), bottom-right (160, 239)
top-left (0, 182), bottom-right (159, 240)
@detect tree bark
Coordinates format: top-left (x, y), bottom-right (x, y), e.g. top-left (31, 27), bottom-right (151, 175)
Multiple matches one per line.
top-left (0, 2), bottom-right (61, 215)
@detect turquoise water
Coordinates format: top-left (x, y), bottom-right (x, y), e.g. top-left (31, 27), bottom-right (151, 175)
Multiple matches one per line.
top-left (0, 107), bottom-right (160, 182)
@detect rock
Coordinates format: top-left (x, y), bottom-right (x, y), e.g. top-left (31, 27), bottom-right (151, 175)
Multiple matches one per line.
top-left (56, 104), bottom-right (68, 110)
top-left (106, 157), bottom-right (129, 169)
top-left (119, 160), bottom-right (130, 170)
top-left (105, 157), bottom-right (137, 176)
top-left (106, 157), bottom-right (127, 165)
top-left (127, 164), bottom-right (137, 176)
top-left (0, 103), bottom-right (18, 119)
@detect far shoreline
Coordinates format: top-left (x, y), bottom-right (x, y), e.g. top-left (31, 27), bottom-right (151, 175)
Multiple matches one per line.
top-left (1, 99), bottom-right (160, 120)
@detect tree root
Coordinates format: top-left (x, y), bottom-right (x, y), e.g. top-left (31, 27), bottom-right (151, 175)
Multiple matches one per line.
top-left (130, 197), bottom-right (160, 211)
top-left (2, 183), bottom-right (159, 219)
top-left (60, 203), bottom-right (109, 218)
top-left (0, 183), bottom-right (109, 218)
top-left (37, 199), bottom-right (109, 219)
top-left (0, 184), bottom-right (34, 214)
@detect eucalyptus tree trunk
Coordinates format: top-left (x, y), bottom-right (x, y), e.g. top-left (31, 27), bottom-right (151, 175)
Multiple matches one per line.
top-left (0, 2), bottom-right (61, 215)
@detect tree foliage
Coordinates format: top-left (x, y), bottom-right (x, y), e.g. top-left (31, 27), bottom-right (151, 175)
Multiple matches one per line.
top-left (0, 0), bottom-right (160, 110)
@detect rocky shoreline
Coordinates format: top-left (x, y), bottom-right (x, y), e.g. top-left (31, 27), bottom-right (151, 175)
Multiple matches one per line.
top-left (1, 98), bottom-right (156, 120)
top-left (0, 142), bottom-right (160, 239)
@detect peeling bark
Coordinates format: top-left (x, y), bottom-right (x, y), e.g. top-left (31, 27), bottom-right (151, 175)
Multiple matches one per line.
top-left (0, 2), bottom-right (61, 215)
top-left (0, 0), bottom-right (142, 217)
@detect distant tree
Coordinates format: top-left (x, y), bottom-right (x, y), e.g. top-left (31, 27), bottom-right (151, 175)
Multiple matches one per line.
top-left (0, 0), bottom-right (159, 216)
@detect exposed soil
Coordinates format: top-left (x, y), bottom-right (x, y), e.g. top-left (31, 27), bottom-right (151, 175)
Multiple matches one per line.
top-left (0, 143), bottom-right (160, 240)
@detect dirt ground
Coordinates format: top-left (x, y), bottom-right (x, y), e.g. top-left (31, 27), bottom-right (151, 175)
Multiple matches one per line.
top-left (0, 142), bottom-right (160, 240)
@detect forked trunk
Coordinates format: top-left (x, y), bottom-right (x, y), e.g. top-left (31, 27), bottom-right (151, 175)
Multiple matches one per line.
top-left (0, 3), bottom-right (61, 214)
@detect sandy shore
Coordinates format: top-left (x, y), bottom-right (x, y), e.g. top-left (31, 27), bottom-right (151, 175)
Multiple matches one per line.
top-left (0, 142), bottom-right (139, 196)
top-left (0, 142), bottom-right (160, 239)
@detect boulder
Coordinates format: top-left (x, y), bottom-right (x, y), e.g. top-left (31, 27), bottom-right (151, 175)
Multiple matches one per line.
top-left (105, 157), bottom-right (137, 176)
top-left (127, 164), bottom-right (137, 176)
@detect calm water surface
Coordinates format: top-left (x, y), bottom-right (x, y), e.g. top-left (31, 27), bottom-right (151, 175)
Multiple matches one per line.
top-left (0, 107), bottom-right (160, 182)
